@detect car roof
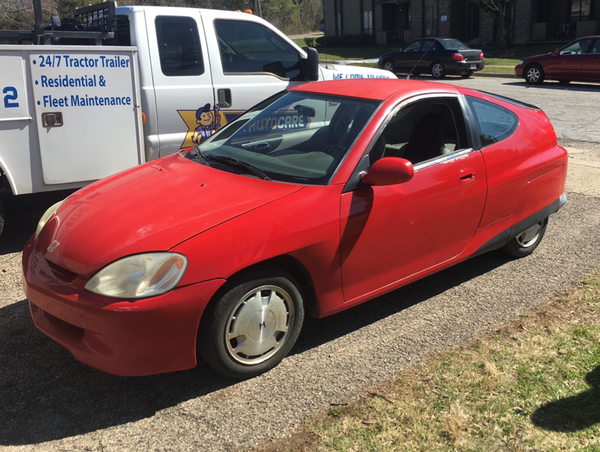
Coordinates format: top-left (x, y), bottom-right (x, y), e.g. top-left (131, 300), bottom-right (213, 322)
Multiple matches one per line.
top-left (289, 79), bottom-right (460, 101)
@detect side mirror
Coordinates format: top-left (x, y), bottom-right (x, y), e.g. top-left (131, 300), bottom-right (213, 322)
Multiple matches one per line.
top-left (362, 157), bottom-right (414, 186)
top-left (302, 47), bottom-right (319, 81)
top-left (552, 48), bottom-right (559, 56)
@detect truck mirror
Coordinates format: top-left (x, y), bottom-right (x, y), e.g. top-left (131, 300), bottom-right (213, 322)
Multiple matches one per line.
top-left (302, 47), bottom-right (319, 81)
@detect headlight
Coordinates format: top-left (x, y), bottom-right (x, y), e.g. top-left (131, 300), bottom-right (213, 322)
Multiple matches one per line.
top-left (34, 200), bottom-right (64, 240)
top-left (84, 253), bottom-right (188, 299)
top-left (518, 60), bottom-right (524, 66)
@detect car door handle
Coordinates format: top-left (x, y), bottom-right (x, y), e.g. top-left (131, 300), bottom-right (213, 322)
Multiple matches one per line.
top-left (458, 167), bottom-right (476, 183)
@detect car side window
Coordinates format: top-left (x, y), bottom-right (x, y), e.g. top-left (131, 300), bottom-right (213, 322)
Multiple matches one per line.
top-left (465, 96), bottom-right (518, 147)
top-left (155, 16), bottom-right (204, 77)
top-left (587, 39), bottom-right (600, 54)
top-left (560, 38), bottom-right (593, 55)
top-left (374, 97), bottom-right (469, 165)
top-left (215, 20), bottom-right (301, 79)
top-left (404, 41), bottom-right (422, 52)
top-left (421, 41), bottom-right (435, 52)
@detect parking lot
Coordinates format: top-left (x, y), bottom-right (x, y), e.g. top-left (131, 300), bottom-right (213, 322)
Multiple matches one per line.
top-left (1, 76), bottom-right (600, 452)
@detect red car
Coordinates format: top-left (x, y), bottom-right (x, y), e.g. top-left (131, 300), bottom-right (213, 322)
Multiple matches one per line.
top-left (23, 79), bottom-right (568, 379)
top-left (515, 35), bottom-right (600, 84)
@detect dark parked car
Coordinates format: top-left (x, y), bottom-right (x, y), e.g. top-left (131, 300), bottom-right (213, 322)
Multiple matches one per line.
top-left (378, 38), bottom-right (485, 79)
top-left (515, 35), bottom-right (600, 85)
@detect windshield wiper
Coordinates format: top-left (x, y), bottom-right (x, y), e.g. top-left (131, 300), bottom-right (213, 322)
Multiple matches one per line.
top-left (200, 152), bottom-right (272, 181)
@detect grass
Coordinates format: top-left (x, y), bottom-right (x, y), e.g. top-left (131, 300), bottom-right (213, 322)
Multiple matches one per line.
top-left (255, 275), bottom-right (600, 452)
top-left (293, 39), bottom-right (562, 74)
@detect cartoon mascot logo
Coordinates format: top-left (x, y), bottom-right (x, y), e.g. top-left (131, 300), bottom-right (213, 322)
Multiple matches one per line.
top-left (178, 103), bottom-right (244, 149)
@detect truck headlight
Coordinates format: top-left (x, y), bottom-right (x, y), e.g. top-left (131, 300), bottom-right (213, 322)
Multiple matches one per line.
top-left (85, 253), bottom-right (188, 299)
top-left (34, 200), bottom-right (64, 240)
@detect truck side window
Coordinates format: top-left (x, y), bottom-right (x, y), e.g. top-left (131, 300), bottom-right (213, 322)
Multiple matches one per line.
top-left (215, 20), bottom-right (301, 79)
top-left (155, 16), bottom-right (204, 77)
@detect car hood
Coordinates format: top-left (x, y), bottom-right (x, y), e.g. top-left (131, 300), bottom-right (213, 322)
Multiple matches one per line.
top-left (38, 153), bottom-right (304, 278)
top-left (522, 52), bottom-right (552, 62)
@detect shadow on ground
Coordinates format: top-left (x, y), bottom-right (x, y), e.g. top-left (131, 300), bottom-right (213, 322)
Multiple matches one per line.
top-left (0, 189), bottom-right (76, 255)
top-left (531, 366), bottom-right (600, 432)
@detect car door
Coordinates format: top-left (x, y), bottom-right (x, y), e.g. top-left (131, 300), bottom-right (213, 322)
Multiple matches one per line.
top-left (545, 38), bottom-right (593, 80)
top-left (339, 96), bottom-right (487, 302)
top-left (582, 38), bottom-right (600, 81)
top-left (395, 40), bottom-right (424, 72)
top-left (415, 39), bottom-right (439, 73)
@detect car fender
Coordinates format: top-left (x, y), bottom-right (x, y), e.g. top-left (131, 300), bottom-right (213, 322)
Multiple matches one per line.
top-left (172, 184), bottom-right (346, 314)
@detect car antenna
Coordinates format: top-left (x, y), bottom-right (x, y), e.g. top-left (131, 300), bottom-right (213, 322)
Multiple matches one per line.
top-left (406, 38), bottom-right (438, 79)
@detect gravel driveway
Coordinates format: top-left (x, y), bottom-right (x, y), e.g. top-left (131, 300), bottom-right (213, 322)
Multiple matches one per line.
top-left (1, 142), bottom-right (599, 452)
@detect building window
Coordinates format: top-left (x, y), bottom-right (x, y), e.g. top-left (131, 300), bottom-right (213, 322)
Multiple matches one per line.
top-left (335, 0), bottom-right (342, 35)
top-left (363, 10), bottom-right (373, 35)
top-left (572, 0), bottom-right (591, 20)
top-left (424, 0), bottom-right (438, 36)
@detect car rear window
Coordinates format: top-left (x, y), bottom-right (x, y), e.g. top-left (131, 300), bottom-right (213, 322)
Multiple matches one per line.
top-left (465, 96), bottom-right (518, 147)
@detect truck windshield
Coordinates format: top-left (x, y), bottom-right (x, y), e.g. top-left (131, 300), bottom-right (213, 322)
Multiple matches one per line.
top-left (191, 91), bottom-right (379, 185)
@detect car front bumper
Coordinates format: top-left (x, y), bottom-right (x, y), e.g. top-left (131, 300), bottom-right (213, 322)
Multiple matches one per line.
top-left (23, 236), bottom-right (225, 376)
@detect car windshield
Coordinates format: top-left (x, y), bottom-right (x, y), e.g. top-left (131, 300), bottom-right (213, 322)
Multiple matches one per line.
top-left (440, 39), bottom-right (470, 50)
top-left (191, 91), bottom-right (380, 184)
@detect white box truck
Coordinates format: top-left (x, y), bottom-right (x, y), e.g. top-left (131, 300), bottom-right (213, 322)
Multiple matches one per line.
top-left (0, 1), bottom-right (395, 234)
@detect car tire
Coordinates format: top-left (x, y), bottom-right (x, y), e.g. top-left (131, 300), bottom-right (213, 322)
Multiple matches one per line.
top-left (431, 62), bottom-right (445, 79)
top-left (524, 64), bottom-right (544, 85)
top-left (0, 199), bottom-right (4, 237)
top-left (501, 218), bottom-right (548, 258)
top-left (199, 269), bottom-right (305, 379)
top-left (461, 70), bottom-right (474, 78)
top-left (382, 59), bottom-right (395, 73)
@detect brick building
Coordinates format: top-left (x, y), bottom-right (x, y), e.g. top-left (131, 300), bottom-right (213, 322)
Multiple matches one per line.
top-left (322, 0), bottom-right (600, 45)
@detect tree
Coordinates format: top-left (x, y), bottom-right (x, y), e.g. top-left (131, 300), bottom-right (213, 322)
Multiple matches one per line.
top-left (473, 0), bottom-right (514, 49)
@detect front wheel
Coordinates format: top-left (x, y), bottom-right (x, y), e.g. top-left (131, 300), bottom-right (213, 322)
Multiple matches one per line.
top-left (382, 59), bottom-right (395, 73)
top-left (199, 269), bottom-right (305, 379)
top-left (431, 62), bottom-right (445, 79)
top-left (501, 218), bottom-right (548, 258)
top-left (524, 64), bottom-right (544, 85)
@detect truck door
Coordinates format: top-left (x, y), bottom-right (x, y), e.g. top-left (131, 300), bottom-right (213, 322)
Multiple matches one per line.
top-left (144, 10), bottom-right (215, 156)
top-left (200, 11), bottom-right (306, 129)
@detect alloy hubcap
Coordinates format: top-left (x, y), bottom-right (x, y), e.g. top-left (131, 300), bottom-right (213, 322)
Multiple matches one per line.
top-left (516, 223), bottom-right (542, 248)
